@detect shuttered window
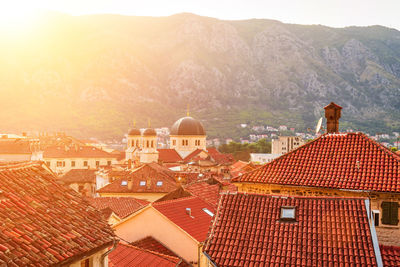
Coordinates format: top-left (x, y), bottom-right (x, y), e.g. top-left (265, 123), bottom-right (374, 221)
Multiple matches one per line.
top-left (381, 201), bottom-right (399, 225)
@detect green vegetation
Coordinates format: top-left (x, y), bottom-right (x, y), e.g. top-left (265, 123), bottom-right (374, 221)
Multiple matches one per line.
top-left (219, 139), bottom-right (271, 161)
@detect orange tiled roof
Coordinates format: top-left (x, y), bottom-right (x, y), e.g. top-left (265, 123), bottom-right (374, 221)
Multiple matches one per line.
top-left (61, 169), bottom-right (97, 184)
top-left (204, 193), bottom-right (378, 266)
top-left (97, 163), bottom-right (178, 194)
top-left (43, 145), bottom-right (117, 159)
top-left (109, 243), bottom-right (180, 267)
top-left (380, 245), bottom-right (400, 267)
top-left (233, 132), bottom-right (400, 193)
top-left (87, 197), bottom-right (149, 219)
top-left (207, 148), bottom-right (235, 165)
top-left (152, 196), bottom-right (215, 242)
top-left (185, 182), bottom-right (221, 209)
top-left (0, 139), bottom-right (36, 154)
top-left (0, 162), bottom-right (115, 266)
top-left (131, 236), bottom-right (189, 266)
top-left (158, 149), bottom-right (182, 163)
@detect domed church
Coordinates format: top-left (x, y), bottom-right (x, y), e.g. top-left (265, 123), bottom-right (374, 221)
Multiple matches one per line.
top-left (125, 123), bottom-right (159, 164)
top-left (169, 116), bottom-right (207, 158)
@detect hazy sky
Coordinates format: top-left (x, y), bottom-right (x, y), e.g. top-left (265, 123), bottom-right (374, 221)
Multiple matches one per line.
top-left (4, 0), bottom-right (400, 30)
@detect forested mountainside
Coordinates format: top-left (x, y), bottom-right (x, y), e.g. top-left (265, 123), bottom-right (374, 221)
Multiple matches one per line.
top-left (1, 13), bottom-right (400, 139)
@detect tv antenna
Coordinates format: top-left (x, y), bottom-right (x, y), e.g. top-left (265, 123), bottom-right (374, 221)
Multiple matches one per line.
top-left (315, 117), bottom-right (323, 135)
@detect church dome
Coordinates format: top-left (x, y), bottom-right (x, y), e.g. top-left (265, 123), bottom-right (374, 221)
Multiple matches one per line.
top-left (170, 116), bottom-right (205, 136)
top-left (143, 128), bottom-right (157, 136)
top-left (128, 128), bottom-right (141, 136)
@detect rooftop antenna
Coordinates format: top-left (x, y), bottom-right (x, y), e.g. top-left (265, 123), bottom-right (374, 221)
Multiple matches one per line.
top-left (315, 117), bottom-right (323, 135)
top-left (187, 104), bottom-right (190, 117)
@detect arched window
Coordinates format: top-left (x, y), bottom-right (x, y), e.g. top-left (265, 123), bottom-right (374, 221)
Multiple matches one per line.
top-left (182, 140), bottom-right (185, 146)
top-left (151, 140), bottom-right (154, 148)
top-left (136, 140), bottom-right (139, 147)
top-left (185, 140), bottom-right (189, 146)
top-left (147, 140), bottom-right (149, 147)
top-left (173, 140), bottom-right (176, 146)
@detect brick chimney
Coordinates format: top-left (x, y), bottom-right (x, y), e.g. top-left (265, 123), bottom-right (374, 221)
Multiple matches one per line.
top-left (324, 102), bottom-right (342, 133)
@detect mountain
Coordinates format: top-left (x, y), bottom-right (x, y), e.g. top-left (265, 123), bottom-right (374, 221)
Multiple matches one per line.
top-left (1, 13), bottom-right (400, 139)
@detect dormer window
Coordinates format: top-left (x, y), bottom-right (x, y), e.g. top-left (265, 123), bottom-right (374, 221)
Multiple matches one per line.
top-left (121, 180), bottom-right (128, 186)
top-left (156, 181), bottom-right (163, 186)
top-left (139, 181), bottom-right (146, 186)
top-left (280, 206), bottom-right (296, 221)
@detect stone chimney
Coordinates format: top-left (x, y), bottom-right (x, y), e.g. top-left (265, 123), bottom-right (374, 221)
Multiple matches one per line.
top-left (324, 102), bottom-right (342, 133)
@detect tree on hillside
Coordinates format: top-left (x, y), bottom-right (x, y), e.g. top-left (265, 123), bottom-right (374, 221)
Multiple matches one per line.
top-left (219, 139), bottom-right (271, 161)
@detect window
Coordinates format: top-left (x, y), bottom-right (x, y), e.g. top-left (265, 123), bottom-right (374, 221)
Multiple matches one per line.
top-left (151, 140), bottom-right (154, 148)
top-left (203, 208), bottom-right (214, 217)
top-left (381, 201), bottom-right (399, 225)
top-left (78, 185), bottom-right (84, 192)
top-left (139, 181), bottom-right (146, 186)
top-left (182, 140), bottom-right (185, 146)
top-left (146, 140), bottom-right (149, 148)
top-left (71, 161), bottom-right (75, 167)
top-left (121, 180), bottom-right (128, 186)
top-left (136, 140), bottom-right (139, 147)
top-left (46, 161), bottom-right (50, 166)
top-left (96, 161), bottom-right (100, 167)
top-left (372, 210), bottom-right (380, 227)
top-left (56, 161), bottom-right (63, 167)
top-left (172, 140), bottom-right (176, 146)
top-left (156, 181), bottom-right (163, 186)
top-left (80, 258), bottom-right (90, 267)
top-left (107, 161), bottom-right (111, 166)
top-left (185, 140), bottom-right (188, 146)
top-left (83, 161), bottom-right (88, 167)
top-left (280, 206), bottom-right (296, 220)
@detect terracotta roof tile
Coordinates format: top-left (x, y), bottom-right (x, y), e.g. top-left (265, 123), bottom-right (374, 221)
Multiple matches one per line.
top-left (233, 132), bottom-right (400, 193)
top-left (152, 196), bottom-right (215, 242)
top-left (109, 243), bottom-right (180, 267)
top-left (0, 139), bottom-right (37, 154)
top-left (204, 193), bottom-right (378, 267)
top-left (61, 169), bottom-right (97, 184)
top-left (380, 245), bottom-right (400, 267)
top-left (0, 162), bottom-right (115, 266)
top-left (185, 182), bottom-right (221, 209)
top-left (43, 145), bottom-right (117, 159)
top-left (158, 149), bottom-right (182, 163)
top-left (207, 148), bottom-right (235, 165)
top-left (98, 163), bottom-right (178, 194)
top-left (87, 197), bottom-right (149, 219)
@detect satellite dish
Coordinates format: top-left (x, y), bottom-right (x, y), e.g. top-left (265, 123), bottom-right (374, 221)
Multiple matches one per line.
top-left (315, 117), bottom-right (323, 135)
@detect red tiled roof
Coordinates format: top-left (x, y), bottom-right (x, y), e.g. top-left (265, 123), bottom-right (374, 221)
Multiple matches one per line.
top-left (183, 149), bottom-right (204, 162)
top-left (97, 163), bottom-right (178, 194)
top-left (230, 161), bottom-right (256, 177)
top-left (87, 197), bottom-right (149, 219)
top-left (0, 162), bottom-right (115, 266)
top-left (207, 148), bottom-right (235, 165)
top-left (233, 132), bottom-right (400, 193)
top-left (131, 236), bottom-right (190, 267)
top-left (61, 169), bottom-right (97, 184)
top-left (185, 182), bottom-right (221, 209)
top-left (43, 145), bottom-right (117, 159)
top-left (204, 193), bottom-right (378, 267)
top-left (158, 149), bottom-right (182, 163)
top-left (152, 196), bottom-right (215, 242)
top-left (109, 243), bottom-right (180, 267)
top-left (0, 139), bottom-right (36, 154)
top-left (380, 245), bottom-right (400, 267)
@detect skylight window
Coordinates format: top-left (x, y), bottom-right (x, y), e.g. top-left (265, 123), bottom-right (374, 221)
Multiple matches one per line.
top-left (156, 181), bottom-right (163, 186)
top-left (121, 180), bottom-right (128, 186)
top-left (203, 208), bottom-right (214, 217)
top-left (280, 206), bottom-right (296, 220)
top-left (139, 181), bottom-right (146, 186)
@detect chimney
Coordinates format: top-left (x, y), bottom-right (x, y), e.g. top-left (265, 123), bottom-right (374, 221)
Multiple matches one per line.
top-left (324, 102), bottom-right (342, 133)
top-left (186, 208), bottom-right (191, 216)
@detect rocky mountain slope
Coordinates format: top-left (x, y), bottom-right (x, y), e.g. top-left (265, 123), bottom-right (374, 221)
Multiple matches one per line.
top-left (1, 13), bottom-right (399, 139)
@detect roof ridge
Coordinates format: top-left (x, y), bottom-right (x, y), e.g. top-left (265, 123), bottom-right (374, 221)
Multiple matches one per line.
top-left (224, 191), bottom-right (369, 200)
top-left (152, 195), bottom-right (202, 206)
top-left (0, 161), bottom-right (41, 171)
top-left (358, 132), bottom-right (400, 160)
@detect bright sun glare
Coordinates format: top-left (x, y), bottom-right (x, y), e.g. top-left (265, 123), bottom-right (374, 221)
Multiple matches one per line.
top-left (0, 3), bottom-right (38, 34)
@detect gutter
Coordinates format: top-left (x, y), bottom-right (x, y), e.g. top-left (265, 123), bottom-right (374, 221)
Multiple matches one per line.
top-left (203, 251), bottom-right (218, 267)
top-left (175, 258), bottom-right (183, 267)
top-left (100, 238), bottom-right (119, 267)
top-left (364, 199), bottom-right (383, 267)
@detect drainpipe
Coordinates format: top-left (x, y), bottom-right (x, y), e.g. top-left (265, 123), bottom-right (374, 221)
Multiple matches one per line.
top-left (100, 239), bottom-right (118, 267)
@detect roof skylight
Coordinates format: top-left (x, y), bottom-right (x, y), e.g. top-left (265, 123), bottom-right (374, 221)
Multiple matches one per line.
top-left (280, 206), bottom-right (296, 220)
top-left (139, 181), bottom-right (146, 186)
top-left (203, 208), bottom-right (214, 217)
top-left (121, 180), bottom-right (128, 186)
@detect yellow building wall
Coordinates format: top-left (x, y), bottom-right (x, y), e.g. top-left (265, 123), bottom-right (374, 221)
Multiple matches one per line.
top-left (68, 247), bottom-right (109, 267)
top-left (114, 207), bottom-right (200, 264)
top-left (236, 182), bottom-right (400, 246)
top-left (98, 192), bottom-right (167, 202)
top-left (0, 154), bottom-right (32, 162)
top-left (170, 135), bottom-right (206, 152)
top-left (44, 157), bottom-right (116, 174)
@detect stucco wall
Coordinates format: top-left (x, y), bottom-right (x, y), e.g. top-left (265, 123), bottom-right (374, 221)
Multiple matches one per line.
top-left (114, 207), bottom-right (199, 263)
top-left (98, 192), bottom-right (166, 202)
top-left (68, 248), bottom-right (109, 267)
top-left (44, 158), bottom-right (116, 174)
